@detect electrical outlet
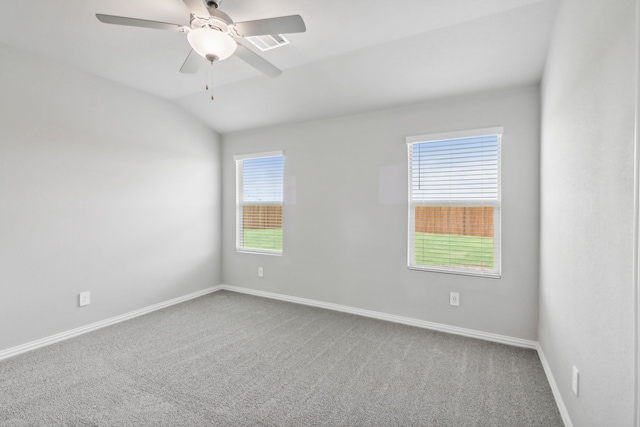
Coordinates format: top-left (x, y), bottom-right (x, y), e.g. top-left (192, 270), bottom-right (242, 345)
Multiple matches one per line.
top-left (450, 292), bottom-right (460, 307)
top-left (79, 291), bottom-right (91, 307)
top-left (572, 366), bottom-right (579, 396)
top-left (258, 267), bottom-right (263, 277)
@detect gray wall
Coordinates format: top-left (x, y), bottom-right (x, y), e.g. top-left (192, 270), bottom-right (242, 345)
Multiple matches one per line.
top-left (222, 86), bottom-right (541, 341)
top-left (0, 43), bottom-right (222, 352)
top-left (539, 0), bottom-right (636, 425)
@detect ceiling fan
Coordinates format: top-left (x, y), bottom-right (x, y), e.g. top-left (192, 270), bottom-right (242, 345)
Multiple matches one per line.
top-left (96, 0), bottom-right (306, 78)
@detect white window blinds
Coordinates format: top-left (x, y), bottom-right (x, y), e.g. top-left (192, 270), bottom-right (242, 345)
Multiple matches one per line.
top-left (235, 151), bottom-right (284, 255)
top-left (407, 128), bottom-right (502, 277)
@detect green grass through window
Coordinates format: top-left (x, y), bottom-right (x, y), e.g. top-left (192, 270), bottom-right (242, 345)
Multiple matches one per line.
top-left (415, 232), bottom-right (494, 270)
top-left (242, 229), bottom-right (491, 268)
top-left (242, 228), bottom-right (283, 251)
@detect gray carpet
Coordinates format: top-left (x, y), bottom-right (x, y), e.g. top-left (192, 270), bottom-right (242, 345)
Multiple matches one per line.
top-left (0, 291), bottom-right (563, 426)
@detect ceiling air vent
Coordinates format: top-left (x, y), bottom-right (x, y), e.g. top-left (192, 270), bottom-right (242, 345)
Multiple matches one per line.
top-left (245, 34), bottom-right (290, 52)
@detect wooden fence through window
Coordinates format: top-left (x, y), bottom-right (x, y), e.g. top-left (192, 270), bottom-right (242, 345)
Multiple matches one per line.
top-left (243, 205), bottom-right (491, 236)
top-left (243, 205), bottom-right (282, 230)
top-left (415, 206), bottom-right (493, 238)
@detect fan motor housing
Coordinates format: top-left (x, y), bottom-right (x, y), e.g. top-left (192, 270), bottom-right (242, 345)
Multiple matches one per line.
top-left (191, 10), bottom-right (231, 32)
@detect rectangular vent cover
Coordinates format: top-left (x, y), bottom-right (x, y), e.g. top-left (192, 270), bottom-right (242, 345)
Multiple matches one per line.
top-left (246, 34), bottom-right (290, 51)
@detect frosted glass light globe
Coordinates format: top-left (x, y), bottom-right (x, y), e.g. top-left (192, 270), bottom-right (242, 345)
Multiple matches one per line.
top-left (187, 28), bottom-right (237, 61)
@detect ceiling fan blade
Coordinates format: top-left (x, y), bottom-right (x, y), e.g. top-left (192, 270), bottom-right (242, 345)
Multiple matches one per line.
top-left (180, 49), bottom-right (202, 74)
top-left (96, 14), bottom-right (188, 32)
top-left (235, 44), bottom-right (282, 78)
top-left (232, 15), bottom-right (306, 37)
top-left (181, 0), bottom-right (211, 17)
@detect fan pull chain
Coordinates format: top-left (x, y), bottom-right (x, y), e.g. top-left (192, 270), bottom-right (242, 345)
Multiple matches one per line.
top-left (205, 59), bottom-right (209, 91)
top-left (206, 60), bottom-right (215, 101)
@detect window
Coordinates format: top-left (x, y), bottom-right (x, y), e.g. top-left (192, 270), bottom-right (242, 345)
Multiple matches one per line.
top-left (407, 128), bottom-right (502, 277)
top-left (235, 151), bottom-right (284, 255)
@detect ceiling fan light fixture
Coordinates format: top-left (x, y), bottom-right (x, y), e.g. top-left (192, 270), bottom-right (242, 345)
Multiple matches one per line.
top-left (187, 27), bottom-right (237, 61)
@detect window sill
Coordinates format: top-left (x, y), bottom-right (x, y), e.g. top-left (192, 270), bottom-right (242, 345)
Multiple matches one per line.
top-left (408, 265), bottom-right (501, 279)
top-left (237, 249), bottom-right (283, 257)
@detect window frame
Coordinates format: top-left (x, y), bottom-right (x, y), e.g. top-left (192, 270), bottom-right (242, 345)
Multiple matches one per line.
top-left (406, 127), bottom-right (502, 278)
top-left (234, 151), bottom-right (284, 256)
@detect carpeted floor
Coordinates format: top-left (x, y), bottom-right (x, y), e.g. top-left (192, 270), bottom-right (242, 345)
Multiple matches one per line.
top-left (0, 290), bottom-right (563, 426)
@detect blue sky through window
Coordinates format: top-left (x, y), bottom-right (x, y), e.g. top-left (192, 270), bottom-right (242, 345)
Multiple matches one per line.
top-left (411, 135), bottom-right (499, 201)
top-left (242, 156), bottom-right (284, 203)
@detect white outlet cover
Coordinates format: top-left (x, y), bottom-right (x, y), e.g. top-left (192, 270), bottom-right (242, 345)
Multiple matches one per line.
top-left (450, 292), bottom-right (460, 307)
top-left (572, 366), bottom-right (579, 396)
top-left (79, 291), bottom-right (90, 307)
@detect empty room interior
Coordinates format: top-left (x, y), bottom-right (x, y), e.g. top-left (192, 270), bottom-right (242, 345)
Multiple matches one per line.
top-left (0, 0), bottom-right (637, 426)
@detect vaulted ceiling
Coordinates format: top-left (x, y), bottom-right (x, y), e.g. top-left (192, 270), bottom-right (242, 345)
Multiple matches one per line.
top-left (0, 0), bottom-right (558, 134)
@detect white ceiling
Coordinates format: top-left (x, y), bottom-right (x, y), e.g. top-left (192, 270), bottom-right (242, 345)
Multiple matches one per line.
top-left (0, 0), bottom-right (558, 134)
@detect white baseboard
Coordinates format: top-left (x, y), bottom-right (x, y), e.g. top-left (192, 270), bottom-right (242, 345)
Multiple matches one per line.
top-left (0, 285), bottom-right (223, 362)
top-left (218, 285), bottom-right (538, 349)
top-left (537, 343), bottom-right (573, 427)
